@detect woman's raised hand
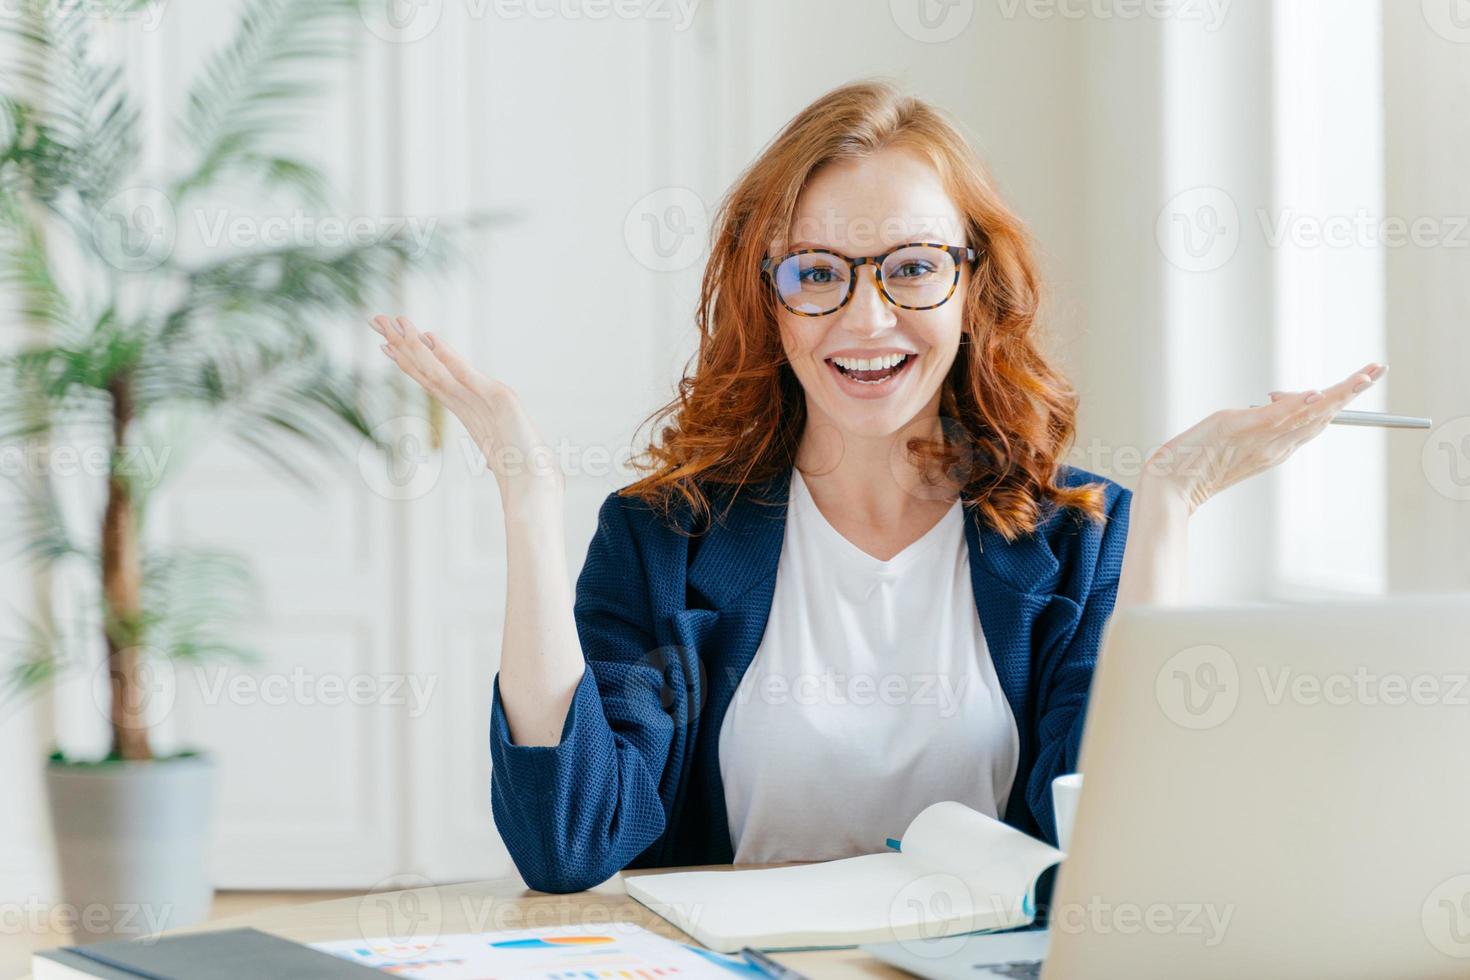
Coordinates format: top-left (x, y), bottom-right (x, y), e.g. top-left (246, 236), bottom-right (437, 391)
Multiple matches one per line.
top-left (371, 316), bottom-right (582, 745)
top-left (1144, 361), bottom-right (1388, 515)
top-left (368, 314), bottom-right (563, 502)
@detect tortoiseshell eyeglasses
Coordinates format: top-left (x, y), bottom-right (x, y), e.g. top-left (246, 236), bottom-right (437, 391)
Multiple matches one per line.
top-left (761, 242), bottom-right (977, 317)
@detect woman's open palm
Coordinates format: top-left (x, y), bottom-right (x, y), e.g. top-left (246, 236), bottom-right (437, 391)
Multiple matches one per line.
top-left (368, 315), bottom-right (562, 497)
top-left (1148, 360), bottom-right (1388, 514)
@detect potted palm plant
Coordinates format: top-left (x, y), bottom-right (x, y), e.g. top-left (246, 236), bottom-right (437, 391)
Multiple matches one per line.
top-left (0, 0), bottom-right (480, 940)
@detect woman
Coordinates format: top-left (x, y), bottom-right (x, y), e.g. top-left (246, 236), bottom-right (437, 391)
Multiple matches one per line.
top-left (369, 81), bottom-right (1383, 894)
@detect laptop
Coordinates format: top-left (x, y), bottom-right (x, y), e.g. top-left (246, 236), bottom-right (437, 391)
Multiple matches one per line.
top-left (865, 596), bottom-right (1470, 979)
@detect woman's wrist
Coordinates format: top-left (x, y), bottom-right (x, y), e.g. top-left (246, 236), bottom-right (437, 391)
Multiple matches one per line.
top-left (1135, 471), bottom-right (1195, 522)
top-left (1136, 458), bottom-right (1208, 520)
top-left (501, 478), bottom-right (565, 527)
top-left (1115, 474), bottom-right (1193, 609)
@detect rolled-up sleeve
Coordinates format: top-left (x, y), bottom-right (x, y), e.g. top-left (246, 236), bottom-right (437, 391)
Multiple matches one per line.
top-left (489, 492), bottom-right (676, 893)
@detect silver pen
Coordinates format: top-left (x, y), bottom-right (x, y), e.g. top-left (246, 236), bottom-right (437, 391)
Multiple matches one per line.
top-left (739, 946), bottom-right (810, 980)
top-left (1247, 406), bottom-right (1432, 429)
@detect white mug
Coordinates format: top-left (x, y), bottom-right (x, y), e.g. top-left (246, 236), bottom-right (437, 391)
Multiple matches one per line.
top-left (1050, 773), bottom-right (1083, 853)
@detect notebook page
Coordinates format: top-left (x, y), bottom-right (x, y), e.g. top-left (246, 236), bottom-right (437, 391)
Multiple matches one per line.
top-left (898, 801), bottom-right (1064, 904)
top-left (624, 849), bottom-right (1032, 952)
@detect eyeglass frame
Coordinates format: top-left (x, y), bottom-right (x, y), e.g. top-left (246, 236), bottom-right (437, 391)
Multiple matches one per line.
top-left (760, 241), bottom-right (979, 317)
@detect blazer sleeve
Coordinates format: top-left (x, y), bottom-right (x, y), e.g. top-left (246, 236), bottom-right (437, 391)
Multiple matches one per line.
top-left (1025, 482), bottom-right (1133, 844)
top-left (488, 492), bottom-right (676, 893)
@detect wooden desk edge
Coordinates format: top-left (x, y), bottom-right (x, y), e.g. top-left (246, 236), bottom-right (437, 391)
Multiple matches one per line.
top-left (16, 866), bottom-right (907, 980)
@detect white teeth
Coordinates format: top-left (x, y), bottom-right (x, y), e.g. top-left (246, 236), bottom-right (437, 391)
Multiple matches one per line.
top-left (831, 353), bottom-right (909, 372)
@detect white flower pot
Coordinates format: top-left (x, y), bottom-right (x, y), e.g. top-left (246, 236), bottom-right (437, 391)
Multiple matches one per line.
top-left (45, 754), bottom-right (216, 942)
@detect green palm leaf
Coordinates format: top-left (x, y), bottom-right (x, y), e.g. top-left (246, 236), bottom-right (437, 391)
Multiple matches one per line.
top-left (175, 0), bottom-right (355, 201)
top-left (140, 547), bottom-right (262, 664)
top-left (0, 613), bottom-right (67, 702)
top-left (1, 4), bottom-right (141, 211)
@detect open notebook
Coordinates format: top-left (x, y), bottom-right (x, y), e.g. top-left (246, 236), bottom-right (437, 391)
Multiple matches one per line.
top-left (624, 801), bottom-right (1063, 953)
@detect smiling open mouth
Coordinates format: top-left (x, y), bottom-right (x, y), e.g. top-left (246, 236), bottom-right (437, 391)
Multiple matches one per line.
top-left (827, 353), bottom-right (914, 385)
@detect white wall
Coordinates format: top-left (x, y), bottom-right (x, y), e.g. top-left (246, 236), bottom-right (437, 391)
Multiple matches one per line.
top-left (1271, 0), bottom-right (1388, 598)
top-left (1384, 0), bottom-right (1470, 592)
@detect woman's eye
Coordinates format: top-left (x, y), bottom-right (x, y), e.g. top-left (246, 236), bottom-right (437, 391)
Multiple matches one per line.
top-left (892, 261), bottom-right (937, 279)
top-left (800, 267), bottom-right (839, 284)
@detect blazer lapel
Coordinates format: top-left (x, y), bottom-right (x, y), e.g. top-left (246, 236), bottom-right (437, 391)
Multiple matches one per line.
top-left (961, 505), bottom-right (1066, 732)
top-left (675, 470), bottom-right (792, 865)
top-left (685, 469), bottom-right (792, 613)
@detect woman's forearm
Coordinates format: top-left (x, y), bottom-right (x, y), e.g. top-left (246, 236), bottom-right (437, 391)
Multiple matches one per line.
top-left (1114, 476), bottom-right (1193, 610)
top-left (496, 489), bottom-right (588, 747)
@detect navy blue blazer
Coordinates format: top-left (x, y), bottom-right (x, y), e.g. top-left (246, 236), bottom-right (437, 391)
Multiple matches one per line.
top-left (488, 464), bottom-right (1133, 894)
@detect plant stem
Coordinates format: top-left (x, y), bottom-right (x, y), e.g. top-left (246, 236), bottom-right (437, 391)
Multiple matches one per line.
top-left (103, 373), bottom-right (151, 761)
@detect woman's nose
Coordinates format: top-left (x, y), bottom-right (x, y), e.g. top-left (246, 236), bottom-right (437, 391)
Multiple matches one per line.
top-left (842, 265), bottom-right (896, 334)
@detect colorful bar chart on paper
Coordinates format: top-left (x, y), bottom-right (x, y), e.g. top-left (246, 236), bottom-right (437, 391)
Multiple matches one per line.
top-left (312, 923), bottom-right (765, 980)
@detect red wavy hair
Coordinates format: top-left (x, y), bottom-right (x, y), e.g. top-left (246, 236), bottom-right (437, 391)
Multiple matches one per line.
top-left (622, 79), bottom-right (1108, 542)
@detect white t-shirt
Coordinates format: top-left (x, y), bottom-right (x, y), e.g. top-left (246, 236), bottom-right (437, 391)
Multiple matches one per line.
top-left (717, 468), bottom-right (1021, 864)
